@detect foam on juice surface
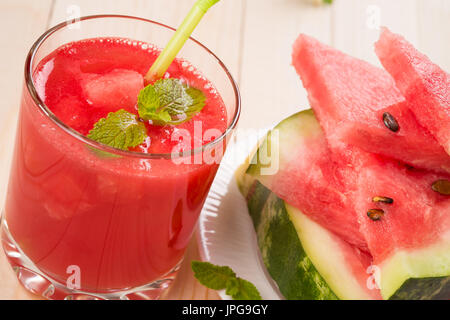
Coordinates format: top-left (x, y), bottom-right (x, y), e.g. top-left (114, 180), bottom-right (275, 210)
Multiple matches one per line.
top-left (33, 37), bottom-right (228, 155)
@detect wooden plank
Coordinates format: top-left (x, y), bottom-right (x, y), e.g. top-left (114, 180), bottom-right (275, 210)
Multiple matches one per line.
top-left (238, 0), bottom-right (333, 130)
top-left (332, 0), bottom-right (419, 67)
top-left (0, 0), bottom-right (54, 300)
top-left (163, 232), bottom-right (219, 300)
top-left (49, 0), bottom-right (243, 79)
top-left (0, 0), bottom-right (54, 212)
top-left (417, 0), bottom-right (450, 70)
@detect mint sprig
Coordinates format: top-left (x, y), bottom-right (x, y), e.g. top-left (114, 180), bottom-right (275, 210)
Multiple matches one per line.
top-left (87, 109), bottom-right (147, 151)
top-left (191, 261), bottom-right (262, 300)
top-left (138, 79), bottom-right (206, 126)
top-left (86, 78), bottom-right (206, 151)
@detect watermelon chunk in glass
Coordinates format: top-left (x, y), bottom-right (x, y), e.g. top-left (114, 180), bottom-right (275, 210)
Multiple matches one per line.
top-left (375, 27), bottom-right (450, 156)
top-left (81, 68), bottom-right (144, 113)
top-left (292, 34), bottom-right (450, 173)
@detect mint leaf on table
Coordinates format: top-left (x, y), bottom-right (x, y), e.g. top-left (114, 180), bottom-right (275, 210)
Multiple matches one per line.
top-left (87, 109), bottom-right (147, 151)
top-left (191, 261), bottom-right (236, 290)
top-left (138, 78), bottom-right (206, 126)
top-left (225, 277), bottom-right (262, 300)
top-left (191, 261), bottom-right (262, 300)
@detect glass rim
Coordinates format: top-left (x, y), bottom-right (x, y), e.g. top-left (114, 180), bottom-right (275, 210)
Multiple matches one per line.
top-left (24, 14), bottom-right (241, 160)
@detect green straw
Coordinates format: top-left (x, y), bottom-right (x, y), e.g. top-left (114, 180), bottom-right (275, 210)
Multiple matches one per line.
top-left (144, 0), bottom-right (220, 83)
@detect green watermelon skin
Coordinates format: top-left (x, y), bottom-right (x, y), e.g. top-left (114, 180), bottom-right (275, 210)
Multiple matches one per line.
top-left (375, 27), bottom-right (450, 155)
top-left (292, 33), bottom-right (450, 173)
top-left (390, 277), bottom-right (450, 300)
top-left (245, 180), bottom-right (338, 300)
top-left (239, 177), bottom-right (380, 300)
top-left (242, 110), bottom-right (450, 300)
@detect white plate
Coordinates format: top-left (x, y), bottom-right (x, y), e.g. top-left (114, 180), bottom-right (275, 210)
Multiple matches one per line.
top-left (196, 128), bottom-right (283, 300)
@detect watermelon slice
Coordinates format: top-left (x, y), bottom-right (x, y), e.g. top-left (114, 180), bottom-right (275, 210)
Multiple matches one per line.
top-left (237, 177), bottom-right (380, 300)
top-left (291, 34), bottom-right (450, 173)
top-left (242, 110), bottom-right (450, 299)
top-left (375, 27), bottom-right (450, 156)
top-left (246, 110), bottom-right (368, 250)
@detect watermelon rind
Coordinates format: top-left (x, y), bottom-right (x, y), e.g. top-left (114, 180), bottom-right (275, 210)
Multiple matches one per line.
top-left (240, 176), bottom-right (386, 299)
top-left (379, 242), bottom-right (450, 299)
top-left (246, 109), bottom-right (321, 181)
top-left (237, 110), bottom-right (376, 299)
top-left (243, 178), bottom-right (339, 300)
top-left (390, 277), bottom-right (450, 300)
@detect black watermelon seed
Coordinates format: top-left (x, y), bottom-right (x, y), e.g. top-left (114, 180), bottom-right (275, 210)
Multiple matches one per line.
top-left (431, 180), bottom-right (450, 196)
top-left (367, 209), bottom-right (385, 221)
top-left (383, 112), bottom-right (400, 132)
top-left (372, 196), bottom-right (394, 204)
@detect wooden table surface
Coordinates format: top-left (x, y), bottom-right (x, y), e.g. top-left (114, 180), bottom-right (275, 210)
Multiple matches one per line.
top-left (0, 0), bottom-right (448, 300)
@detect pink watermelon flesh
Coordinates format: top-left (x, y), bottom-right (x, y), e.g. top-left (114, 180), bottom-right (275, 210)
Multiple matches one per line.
top-left (292, 34), bottom-right (450, 173)
top-left (336, 232), bottom-right (382, 300)
top-left (327, 143), bottom-right (450, 264)
top-left (262, 119), bottom-right (371, 250)
top-left (375, 27), bottom-right (450, 156)
top-left (354, 160), bottom-right (450, 264)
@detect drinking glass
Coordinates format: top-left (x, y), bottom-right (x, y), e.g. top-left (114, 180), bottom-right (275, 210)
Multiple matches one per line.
top-left (1, 15), bottom-right (240, 300)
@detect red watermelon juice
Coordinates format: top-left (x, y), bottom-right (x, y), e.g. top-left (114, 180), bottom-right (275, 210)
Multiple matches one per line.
top-left (2, 31), bottom-right (237, 296)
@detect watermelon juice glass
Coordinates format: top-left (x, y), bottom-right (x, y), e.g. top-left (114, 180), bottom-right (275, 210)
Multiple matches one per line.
top-left (0, 15), bottom-right (240, 300)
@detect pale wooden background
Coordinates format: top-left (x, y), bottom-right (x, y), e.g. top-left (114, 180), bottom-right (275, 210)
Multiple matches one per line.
top-left (0, 0), bottom-right (448, 300)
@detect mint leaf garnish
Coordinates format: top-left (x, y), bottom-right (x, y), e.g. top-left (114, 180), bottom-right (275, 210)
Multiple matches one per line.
top-left (138, 79), bottom-right (206, 126)
top-left (87, 109), bottom-right (147, 151)
top-left (191, 261), bottom-right (262, 300)
top-left (323, 0), bottom-right (333, 3)
top-left (225, 277), bottom-right (262, 300)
